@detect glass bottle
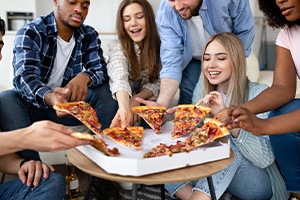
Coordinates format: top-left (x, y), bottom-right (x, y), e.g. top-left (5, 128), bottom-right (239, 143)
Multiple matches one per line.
top-left (65, 154), bottom-right (80, 200)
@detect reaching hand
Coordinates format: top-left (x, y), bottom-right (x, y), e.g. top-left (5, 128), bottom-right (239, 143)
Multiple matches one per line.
top-left (110, 107), bottom-right (132, 128)
top-left (197, 91), bottom-right (226, 116)
top-left (135, 97), bottom-right (162, 107)
top-left (24, 121), bottom-right (92, 152)
top-left (226, 105), bottom-right (264, 136)
top-left (18, 160), bottom-right (54, 187)
top-left (64, 73), bottom-right (90, 102)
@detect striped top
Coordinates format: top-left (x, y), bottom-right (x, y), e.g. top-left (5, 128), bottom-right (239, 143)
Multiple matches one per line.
top-left (107, 40), bottom-right (160, 100)
top-left (192, 81), bottom-right (289, 199)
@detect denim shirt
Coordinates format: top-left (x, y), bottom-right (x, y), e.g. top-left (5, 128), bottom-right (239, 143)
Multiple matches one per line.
top-left (156, 0), bottom-right (254, 82)
top-left (12, 12), bottom-right (107, 108)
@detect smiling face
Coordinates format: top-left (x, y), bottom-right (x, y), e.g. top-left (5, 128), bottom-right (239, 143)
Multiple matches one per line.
top-left (168, 0), bottom-right (202, 19)
top-left (122, 3), bottom-right (146, 46)
top-left (276, 0), bottom-right (300, 21)
top-left (54, 0), bottom-right (90, 30)
top-left (202, 40), bottom-right (232, 93)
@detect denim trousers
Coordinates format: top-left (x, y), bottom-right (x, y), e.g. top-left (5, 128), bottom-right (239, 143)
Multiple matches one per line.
top-left (0, 83), bottom-right (118, 160)
top-left (178, 58), bottom-right (201, 104)
top-left (165, 140), bottom-right (272, 200)
top-left (268, 99), bottom-right (300, 193)
top-left (0, 172), bottom-right (65, 200)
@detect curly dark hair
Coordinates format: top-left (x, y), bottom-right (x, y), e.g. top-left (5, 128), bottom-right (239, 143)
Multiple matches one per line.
top-left (258, 0), bottom-right (300, 28)
top-left (0, 17), bottom-right (5, 35)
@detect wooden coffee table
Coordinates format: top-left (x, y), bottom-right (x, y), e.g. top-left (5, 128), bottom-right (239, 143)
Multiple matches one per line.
top-left (67, 148), bottom-right (234, 200)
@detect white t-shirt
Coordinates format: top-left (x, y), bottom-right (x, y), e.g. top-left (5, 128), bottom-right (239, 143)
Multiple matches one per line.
top-left (47, 35), bottom-right (75, 89)
top-left (276, 25), bottom-right (300, 78)
top-left (187, 15), bottom-right (211, 60)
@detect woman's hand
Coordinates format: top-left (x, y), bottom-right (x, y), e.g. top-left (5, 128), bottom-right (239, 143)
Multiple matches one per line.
top-left (197, 91), bottom-right (226, 116)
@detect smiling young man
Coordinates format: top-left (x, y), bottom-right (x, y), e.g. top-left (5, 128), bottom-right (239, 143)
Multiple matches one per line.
top-left (0, 0), bottom-right (118, 160)
top-left (136, 0), bottom-right (255, 109)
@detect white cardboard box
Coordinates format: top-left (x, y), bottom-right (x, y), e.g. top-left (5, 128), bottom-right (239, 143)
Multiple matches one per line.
top-left (76, 121), bottom-right (230, 176)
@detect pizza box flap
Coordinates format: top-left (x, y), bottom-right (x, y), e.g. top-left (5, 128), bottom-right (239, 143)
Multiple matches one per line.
top-left (76, 121), bottom-right (230, 176)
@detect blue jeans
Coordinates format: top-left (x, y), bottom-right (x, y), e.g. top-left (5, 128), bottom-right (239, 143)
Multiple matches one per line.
top-left (0, 172), bottom-right (65, 200)
top-left (178, 58), bottom-right (201, 104)
top-left (165, 140), bottom-right (272, 200)
top-left (0, 83), bottom-right (118, 160)
top-left (268, 99), bottom-right (300, 193)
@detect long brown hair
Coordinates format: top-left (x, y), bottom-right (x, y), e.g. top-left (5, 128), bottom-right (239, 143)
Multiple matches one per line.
top-left (201, 32), bottom-right (249, 106)
top-left (116, 0), bottom-right (161, 82)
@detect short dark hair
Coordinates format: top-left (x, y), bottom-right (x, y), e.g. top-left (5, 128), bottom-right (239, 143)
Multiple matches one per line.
top-left (0, 17), bottom-right (6, 35)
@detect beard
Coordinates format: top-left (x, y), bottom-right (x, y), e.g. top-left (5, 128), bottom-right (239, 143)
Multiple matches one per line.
top-left (57, 5), bottom-right (82, 30)
top-left (177, 0), bottom-right (202, 20)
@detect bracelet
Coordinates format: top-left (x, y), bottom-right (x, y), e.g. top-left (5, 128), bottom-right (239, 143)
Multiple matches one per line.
top-left (19, 159), bottom-right (30, 168)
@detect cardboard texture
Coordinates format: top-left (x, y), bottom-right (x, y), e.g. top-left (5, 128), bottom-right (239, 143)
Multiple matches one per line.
top-left (76, 121), bottom-right (230, 176)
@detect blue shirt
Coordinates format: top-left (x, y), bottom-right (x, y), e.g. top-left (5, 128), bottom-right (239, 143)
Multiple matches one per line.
top-left (12, 12), bottom-right (107, 108)
top-left (156, 0), bottom-right (255, 82)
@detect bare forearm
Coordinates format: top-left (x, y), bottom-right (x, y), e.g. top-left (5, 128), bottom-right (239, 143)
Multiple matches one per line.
top-left (243, 85), bottom-right (295, 114)
top-left (157, 78), bottom-right (180, 108)
top-left (133, 88), bottom-right (153, 100)
top-left (260, 110), bottom-right (300, 135)
top-left (0, 129), bottom-right (28, 155)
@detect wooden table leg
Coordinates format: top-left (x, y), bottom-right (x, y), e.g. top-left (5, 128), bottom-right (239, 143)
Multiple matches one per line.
top-left (131, 184), bottom-right (138, 200)
top-left (207, 176), bottom-right (217, 200)
top-left (84, 175), bottom-right (95, 200)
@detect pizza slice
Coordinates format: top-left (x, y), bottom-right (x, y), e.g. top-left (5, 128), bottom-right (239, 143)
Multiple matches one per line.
top-left (132, 106), bottom-right (166, 135)
top-left (70, 132), bottom-right (95, 141)
top-left (168, 140), bottom-right (194, 153)
top-left (171, 104), bottom-right (211, 139)
top-left (203, 118), bottom-right (230, 141)
top-left (143, 143), bottom-right (172, 158)
top-left (185, 118), bottom-right (229, 148)
top-left (53, 101), bottom-right (103, 138)
top-left (103, 126), bottom-right (143, 150)
top-left (92, 138), bottom-right (120, 156)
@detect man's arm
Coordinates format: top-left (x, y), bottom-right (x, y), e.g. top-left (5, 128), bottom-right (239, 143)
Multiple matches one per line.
top-left (156, 78), bottom-right (180, 108)
top-left (0, 121), bottom-right (91, 156)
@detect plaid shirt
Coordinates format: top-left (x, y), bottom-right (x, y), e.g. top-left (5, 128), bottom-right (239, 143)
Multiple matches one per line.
top-left (107, 40), bottom-right (160, 100)
top-left (12, 12), bottom-right (107, 108)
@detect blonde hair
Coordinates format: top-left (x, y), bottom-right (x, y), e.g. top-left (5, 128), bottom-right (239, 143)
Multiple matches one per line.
top-left (201, 32), bottom-right (249, 106)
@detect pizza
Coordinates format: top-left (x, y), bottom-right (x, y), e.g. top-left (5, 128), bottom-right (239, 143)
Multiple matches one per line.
top-left (103, 126), bottom-right (143, 150)
top-left (203, 118), bottom-right (230, 141)
top-left (143, 143), bottom-right (172, 158)
top-left (69, 132), bottom-right (119, 156)
top-left (171, 104), bottom-right (211, 139)
top-left (92, 138), bottom-right (120, 156)
top-left (185, 118), bottom-right (229, 148)
top-left (70, 132), bottom-right (95, 141)
top-left (132, 106), bottom-right (166, 135)
top-left (53, 101), bottom-right (103, 138)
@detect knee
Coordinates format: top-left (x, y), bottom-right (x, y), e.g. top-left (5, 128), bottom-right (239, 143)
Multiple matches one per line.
top-left (46, 173), bottom-right (66, 196)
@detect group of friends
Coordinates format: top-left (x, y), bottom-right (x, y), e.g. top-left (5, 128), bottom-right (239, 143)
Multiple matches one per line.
top-left (0, 0), bottom-right (299, 199)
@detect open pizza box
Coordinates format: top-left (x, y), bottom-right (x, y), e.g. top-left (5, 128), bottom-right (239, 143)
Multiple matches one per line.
top-left (76, 121), bottom-right (230, 177)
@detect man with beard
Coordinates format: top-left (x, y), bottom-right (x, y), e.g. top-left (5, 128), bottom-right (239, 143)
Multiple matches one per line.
top-left (0, 0), bottom-right (118, 160)
top-left (136, 0), bottom-right (254, 108)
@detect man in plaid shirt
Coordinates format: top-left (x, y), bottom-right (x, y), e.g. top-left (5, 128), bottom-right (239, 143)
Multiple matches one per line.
top-left (0, 0), bottom-right (117, 160)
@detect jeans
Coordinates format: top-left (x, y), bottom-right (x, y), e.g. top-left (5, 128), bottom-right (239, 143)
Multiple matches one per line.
top-left (178, 58), bottom-right (201, 105)
top-left (165, 140), bottom-right (272, 200)
top-left (0, 83), bottom-right (118, 160)
top-left (268, 99), bottom-right (300, 193)
top-left (0, 172), bottom-right (65, 200)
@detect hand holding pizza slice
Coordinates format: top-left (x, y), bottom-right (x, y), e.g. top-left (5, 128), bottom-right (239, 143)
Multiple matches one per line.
top-left (53, 101), bottom-right (103, 138)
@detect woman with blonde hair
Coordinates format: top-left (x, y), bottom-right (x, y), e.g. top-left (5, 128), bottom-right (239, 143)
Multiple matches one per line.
top-left (165, 32), bottom-right (288, 200)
